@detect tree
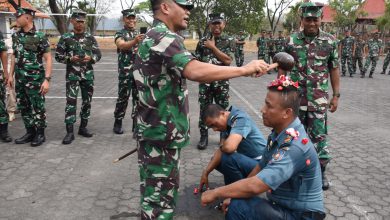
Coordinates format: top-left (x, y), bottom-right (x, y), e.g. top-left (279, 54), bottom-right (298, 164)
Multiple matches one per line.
top-left (119, 0), bottom-right (137, 10)
top-left (76, 0), bottom-right (113, 35)
top-left (189, 0), bottom-right (215, 38)
top-left (48, 0), bottom-right (76, 34)
top-left (282, 2), bottom-right (302, 33)
top-left (376, 1), bottom-right (390, 34)
top-left (329, 0), bottom-right (365, 31)
top-left (265, 0), bottom-right (294, 34)
top-left (134, 1), bottom-right (153, 27)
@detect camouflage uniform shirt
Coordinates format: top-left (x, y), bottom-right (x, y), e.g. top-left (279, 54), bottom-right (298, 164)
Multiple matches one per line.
top-left (115, 28), bottom-right (139, 71)
top-left (274, 37), bottom-right (286, 53)
top-left (256, 37), bottom-right (268, 55)
top-left (354, 39), bottom-right (365, 57)
top-left (340, 36), bottom-right (355, 57)
top-left (285, 30), bottom-right (339, 112)
top-left (55, 31), bottom-right (101, 81)
top-left (133, 20), bottom-right (195, 149)
top-left (195, 34), bottom-right (235, 65)
top-left (366, 38), bottom-right (382, 57)
top-left (235, 34), bottom-right (246, 51)
top-left (12, 27), bottom-right (50, 76)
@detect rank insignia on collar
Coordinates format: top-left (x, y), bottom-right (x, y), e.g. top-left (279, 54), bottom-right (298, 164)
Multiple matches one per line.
top-left (284, 136), bottom-right (292, 143)
top-left (272, 149), bottom-right (286, 161)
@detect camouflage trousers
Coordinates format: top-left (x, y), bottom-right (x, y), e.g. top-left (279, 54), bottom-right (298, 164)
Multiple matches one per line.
top-left (268, 52), bottom-right (275, 63)
top-left (353, 56), bottom-right (364, 74)
top-left (114, 70), bottom-right (138, 121)
top-left (341, 55), bottom-right (355, 76)
top-left (0, 79), bottom-right (8, 124)
top-left (235, 49), bottom-right (244, 67)
top-left (363, 56), bottom-right (378, 76)
top-left (382, 53), bottom-right (390, 74)
top-left (299, 110), bottom-right (331, 160)
top-left (15, 74), bottom-right (46, 129)
top-left (258, 53), bottom-right (269, 63)
top-left (65, 79), bottom-right (94, 124)
top-left (138, 141), bottom-right (181, 220)
top-left (198, 81), bottom-right (230, 131)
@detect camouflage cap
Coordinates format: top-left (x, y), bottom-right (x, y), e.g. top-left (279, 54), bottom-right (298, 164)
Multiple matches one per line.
top-left (174, 0), bottom-right (194, 10)
top-left (71, 10), bottom-right (87, 21)
top-left (14, 7), bottom-right (36, 17)
top-left (122, 8), bottom-right (136, 17)
top-left (300, 2), bottom-right (324, 18)
top-left (209, 13), bottom-right (225, 24)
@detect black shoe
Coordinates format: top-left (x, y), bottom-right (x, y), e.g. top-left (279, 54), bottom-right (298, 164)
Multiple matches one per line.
top-left (380, 71), bottom-right (385, 74)
top-left (369, 75), bottom-right (373, 78)
top-left (113, 119), bottom-right (124, 134)
top-left (350, 75), bottom-right (353, 77)
top-left (15, 127), bottom-right (35, 144)
top-left (0, 123), bottom-right (12, 143)
top-left (320, 160), bottom-right (330, 190)
top-left (360, 75), bottom-right (365, 78)
top-left (31, 128), bottom-right (46, 147)
top-left (62, 124), bottom-right (75, 145)
top-left (197, 130), bottom-right (208, 150)
top-left (341, 74), bottom-right (345, 77)
top-left (78, 119), bottom-right (93, 137)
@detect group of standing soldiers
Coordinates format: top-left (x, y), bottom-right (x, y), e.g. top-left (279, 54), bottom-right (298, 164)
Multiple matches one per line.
top-left (256, 30), bottom-right (287, 65)
top-left (339, 30), bottom-right (390, 78)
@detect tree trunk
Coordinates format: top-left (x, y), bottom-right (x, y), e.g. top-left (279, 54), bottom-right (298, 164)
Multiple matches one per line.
top-left (48, 0), bottom-right (68, 35)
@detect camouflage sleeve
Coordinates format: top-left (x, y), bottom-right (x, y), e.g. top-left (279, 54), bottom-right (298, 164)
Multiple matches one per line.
top-left (11, 33), bottom-right (17, 55)
top-left (55, 36), bottom-right (68, 64)
top-left (40, 34), bottom-right (51, 53)
top-left (328, 39), bottom-right (339, 69)
top-left (163, 35), bottom-right (195, 76)
top-left (256, 37), bottom-right (260, 47)
top-left (194, 40), bottom-right (203, 60)
top-left (90, 36), bottom-right (102, 64)
top-left (114, 30), bottom-right (124, 43)
top-left (227, 37), bottom-right (236, 59)
top-left (0, 38), bottom-right (6, 52)
top-left (284, 37), bottom-right (292, 54)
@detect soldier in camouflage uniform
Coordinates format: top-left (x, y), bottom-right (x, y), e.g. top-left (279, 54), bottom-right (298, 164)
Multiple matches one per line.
top-left (0, 32), bottom-right (12, 143)
top-left (235, 30), bottom-right (246, 67)
top-left (55, 10), bottom-right (102, 145)
top-left (340, 29), bottom-right (355, 77)
top-left (353, 33), bottom-right (365, 75)
top-left (132, 1), bottom-right (269, 218)
top-left (380, 38), bottom-right (390, 75)
top-left (9, 8), bottom-right (52, 147)
top-left (274, 30), bottom-right (286, 54)
top-left (362, 32), bottom-right (382, 78)
top-left (267, 31), bottom-right (275, 65)
top-left (113, 9), bottom-right (145, 135)
top-left (195, 13), bottom-right (235, 150)
top-left (256, 30), bottom-right (269, 62)
top-left (283, 2), bottom-right (340, 190)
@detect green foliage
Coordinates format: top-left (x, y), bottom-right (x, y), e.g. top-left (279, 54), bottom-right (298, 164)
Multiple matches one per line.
top-left (282, 2), bottom-right (302, 33)
top-left (376, 1), bottom-right (390, 31)
top-left (134, 1), bottom-right (151, 11)
top-left (329, 0), bottom-right (365, 30)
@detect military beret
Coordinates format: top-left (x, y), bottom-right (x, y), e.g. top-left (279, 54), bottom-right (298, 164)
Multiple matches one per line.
top-left (209, 13), bottom-right (225, 24)
top-left (14, 7), bottom-right (36, 17)
top-left (174, 0), bottom-right (194, 10)
top-left (71, 10), bottom-right (87, 21)
top-left (122, 9), bottom-right (136, 17)
top-left (300, 2), bottom-right (324, 18)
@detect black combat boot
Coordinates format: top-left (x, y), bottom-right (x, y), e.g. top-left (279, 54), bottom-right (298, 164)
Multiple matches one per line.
top-left (0, 123), bottom-right (12, 143)
top-left (320, 160), bottom-right (330, 190)
top-left (31, 128), bottom-right (46, 147)
top-left (62, 124), bottom-right (75, 145)
top-left (78, 119), bottom-right (93, 137)
top-left (15, 127), bottom-right (35, 144)
top-left (197, 129), bottom-right (208, 150)
top-left (113, 119), bottom-right (124, 134)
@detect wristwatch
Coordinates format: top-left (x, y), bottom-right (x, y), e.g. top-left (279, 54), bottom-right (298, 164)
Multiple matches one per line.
top-left (333, 93), bottom-right (340, 98)
top-left (45, 76), bottom-right (51, 82)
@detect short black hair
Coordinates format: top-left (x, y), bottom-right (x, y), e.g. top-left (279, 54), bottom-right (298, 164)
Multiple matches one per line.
top-left (150, 0), bottom-right (166, 13)
top-left (268, 85), bottom-right (301, 116)
top-left (201, 104), bottom-right (225, 122)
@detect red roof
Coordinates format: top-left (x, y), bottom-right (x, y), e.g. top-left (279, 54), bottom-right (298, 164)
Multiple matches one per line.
top-left (0, 0), bottom-right (49, 18)
top-left (322, 5), bottom-right (336, 23)
top-left (358, 0), bottom-right (386, 20)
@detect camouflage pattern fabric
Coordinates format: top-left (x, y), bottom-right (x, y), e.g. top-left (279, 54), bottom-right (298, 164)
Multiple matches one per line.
top-left (353, 39), bottom-right (365, 74)
top-left (12, 27), bottom-right (50, 129)
top-left (235, 33), bottom-right (246, 67)
top-left (274, 36), bottom-right (286, 53)
top-left (55, 31), bottom-right (101, 124)
top-left (132, 19), bottom-right (195, 219)
top-left (382, 41), bottom-right (390, 74)
top-left (114, 28), bottom-right (139, 120)
top-left (0, 37), bottom-right (8, 124)
top-left (138, 141), bottom-right (180, 220)
top-left (340, 36), bottom-right (355, 76)
top-left (268, 37), bottom-right (275, 62)
top-left (363, 38), bottom-right (382, 76)
top-left (285, 30), bottom-right (339, 161)
top-left (195, 34), bottom-right (234, 132)
top-left (256, 37), bottom-right (269, 62)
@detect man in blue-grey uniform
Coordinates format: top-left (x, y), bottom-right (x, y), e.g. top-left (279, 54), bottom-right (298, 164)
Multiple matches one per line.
top-left (199, 104), bottom-right (267, 190)
top-left (201, 76), bottom-right (325, 220)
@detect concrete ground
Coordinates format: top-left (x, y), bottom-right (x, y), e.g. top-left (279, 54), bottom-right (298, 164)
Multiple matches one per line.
top-left (0, 51), bottom-right (389, 220)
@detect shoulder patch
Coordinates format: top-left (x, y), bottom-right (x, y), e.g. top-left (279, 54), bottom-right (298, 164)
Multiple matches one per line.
top-left (272, 149), bottom-right (286, 161)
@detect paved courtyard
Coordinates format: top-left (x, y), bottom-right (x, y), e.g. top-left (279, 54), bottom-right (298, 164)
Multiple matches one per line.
top-left (0, 51), bottom-right (389, 220)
